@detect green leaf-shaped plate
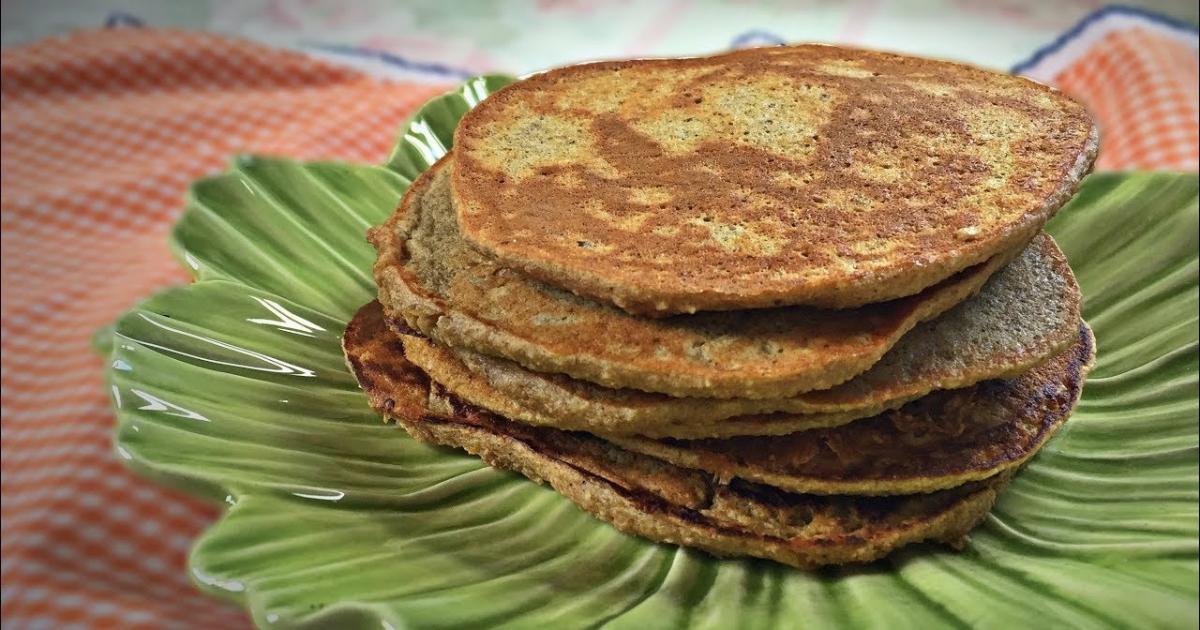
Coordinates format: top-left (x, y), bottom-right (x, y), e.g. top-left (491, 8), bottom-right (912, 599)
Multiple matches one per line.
top-left (105, 76), bottom-right (1200, 629)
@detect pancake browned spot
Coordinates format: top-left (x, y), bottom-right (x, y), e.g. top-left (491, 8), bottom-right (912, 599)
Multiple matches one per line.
top-left (394, 232), bottom-right (1081, 438)
top-left (343, 301), bottom-right (1007, 569)
top-left (452, 45), bottom-right (1097, 315)
top-left (372, 157), bottom-right (1017, 399)
top-left (610, 323), bottom-right (1094, 495)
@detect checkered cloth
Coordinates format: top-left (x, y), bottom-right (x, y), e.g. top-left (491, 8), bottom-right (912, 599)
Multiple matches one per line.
top-left (1, 20), bottom-right (1196, 629)
top-left (1, 29), bottom-right (444, 629)
top-left (1014, 10), bottom-right (1199, 170)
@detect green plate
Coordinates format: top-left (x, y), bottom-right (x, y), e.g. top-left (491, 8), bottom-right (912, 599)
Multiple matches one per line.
top-left (103, 75), bottom-right (1199, 629)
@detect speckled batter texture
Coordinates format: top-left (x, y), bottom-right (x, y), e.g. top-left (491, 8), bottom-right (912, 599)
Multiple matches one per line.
top-left (342, 301), bottom-right (1008, 569)
top-left (372, 158), bottom-right (1015, 399)
top-left (452, 45), bottom-right (1098, 315)
top-left (394, 233), bottom-right (1080, 437)
top-left (611, 323), bottom-right (1093, 494)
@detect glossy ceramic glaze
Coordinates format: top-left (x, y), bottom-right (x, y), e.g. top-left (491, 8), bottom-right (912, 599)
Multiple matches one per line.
top-left (386, 74), bottom-right (515, 180)
top-left (102, 75), bottom-right (1199, 629)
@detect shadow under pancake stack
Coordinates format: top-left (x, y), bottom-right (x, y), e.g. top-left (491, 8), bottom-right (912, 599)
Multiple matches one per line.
top-left (345, 45), bottom-right (1100, 569)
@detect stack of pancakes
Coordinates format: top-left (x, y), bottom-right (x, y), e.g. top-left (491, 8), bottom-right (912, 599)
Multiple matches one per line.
top-left (345, 45), bottom-right (1099, 569)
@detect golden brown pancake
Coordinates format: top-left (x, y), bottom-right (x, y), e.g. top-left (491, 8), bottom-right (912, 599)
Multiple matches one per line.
top-left (371, 157), bottom-right (1015, 399)
top-left (393, 232), bottom-right (1080, 438)
top-left (452, 45), bottom-right (1098, 315)
top-left (610, 323), bottom-right (1093, 495)
top-left (343, 301), bottom-right (1006, 569)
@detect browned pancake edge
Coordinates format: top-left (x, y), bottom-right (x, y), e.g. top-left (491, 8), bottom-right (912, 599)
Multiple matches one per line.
top-left (452, 44), bottom-right (1098, 315)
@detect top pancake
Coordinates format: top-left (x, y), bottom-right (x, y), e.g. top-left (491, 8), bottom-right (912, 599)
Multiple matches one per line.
top-left (452, 44), bottom-right (1098, 316)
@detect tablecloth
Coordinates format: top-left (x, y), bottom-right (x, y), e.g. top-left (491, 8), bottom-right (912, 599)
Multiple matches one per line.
top-left (1, 8), bottom-right (1196, 629)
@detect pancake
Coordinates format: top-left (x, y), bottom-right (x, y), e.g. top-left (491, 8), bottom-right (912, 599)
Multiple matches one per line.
top-left (371, 157), bottom-right (1016, 399)
top-left (343, 301), bottom-right (1006, 569)
top-left (451, 44), bottom-right (1098, 316)
top-left (610, 323), bottom-right (1093, 495)
top-left (394, 232), bottom-right (1080, 438)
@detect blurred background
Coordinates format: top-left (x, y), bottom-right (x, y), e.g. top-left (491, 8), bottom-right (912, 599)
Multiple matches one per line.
top-left (4, 0), bottom-right (1198, 74)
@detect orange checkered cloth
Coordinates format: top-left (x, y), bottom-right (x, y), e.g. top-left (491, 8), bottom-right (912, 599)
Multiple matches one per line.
top-left (1, 24), bottom-right (1196, 629)
top-left (1, 29), bottom-right (445, 628)
top-left (1013, 12), bottom-right (1199, 170)
top-left (1069, 30), bottom-right (1199, 170)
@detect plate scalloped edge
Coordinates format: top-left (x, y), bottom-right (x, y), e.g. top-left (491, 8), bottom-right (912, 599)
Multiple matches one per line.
top-left (102, 73), bottom-right (1200, 630)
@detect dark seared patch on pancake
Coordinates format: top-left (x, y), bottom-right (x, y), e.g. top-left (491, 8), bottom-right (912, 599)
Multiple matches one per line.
top-left (453, 45), bottom-right (1098, 315)
top-left (342, 301), bottom-right (1003, 568)
top-left (341, 301), bottom-right (429, 420)
top-left (420, 407), bottom-right (716, 510)
top-left (410, 406), bottom-right (1001, 551)
top-left (612, 323), bottom-right (1094, 494)
top-left (372, 159), bottom-right (1015, 399)
top-left (385, 315), bottom-right (420, 337)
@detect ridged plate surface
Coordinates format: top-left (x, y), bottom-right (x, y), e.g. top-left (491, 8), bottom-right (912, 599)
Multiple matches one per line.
top-left (103, 75), bottom-right (1199, 629)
